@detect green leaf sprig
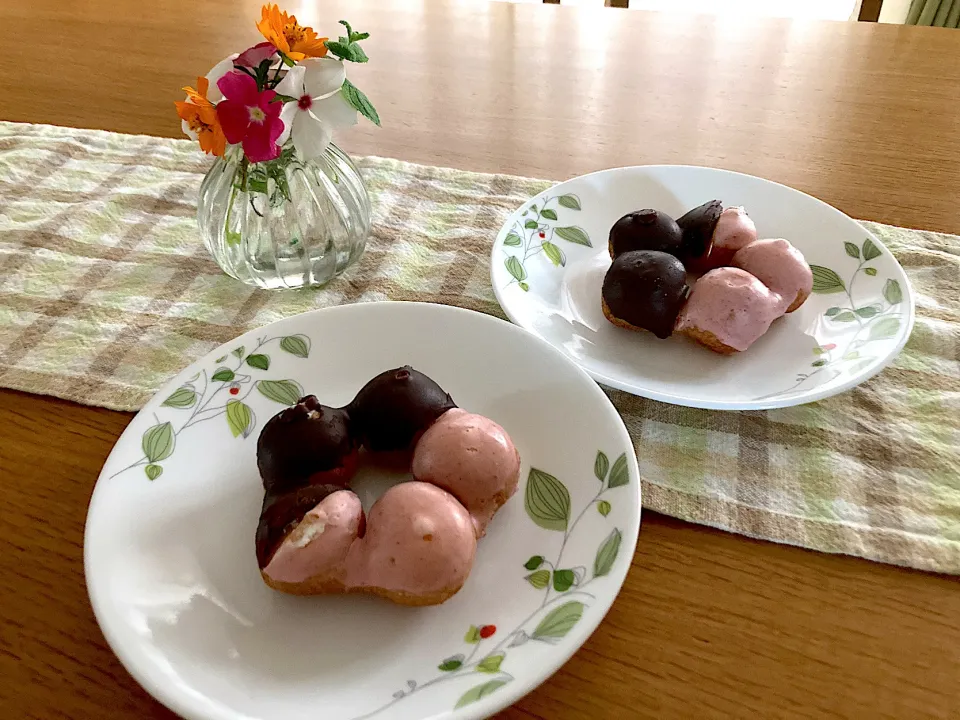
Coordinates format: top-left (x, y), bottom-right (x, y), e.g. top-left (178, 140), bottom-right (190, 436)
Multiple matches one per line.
top-left (325, 20), bottom-right (381, 127)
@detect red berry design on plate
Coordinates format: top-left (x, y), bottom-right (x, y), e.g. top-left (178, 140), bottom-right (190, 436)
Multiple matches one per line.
top-left (538, 231), bottom-right (545, 239)
top-left (479, 624), bottom-right (496, 639)
top-left (229, 386), bottom-right (240, 395)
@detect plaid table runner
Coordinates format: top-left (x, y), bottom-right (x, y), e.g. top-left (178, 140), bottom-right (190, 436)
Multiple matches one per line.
top-left (1, 121), bottom-right (958, 573)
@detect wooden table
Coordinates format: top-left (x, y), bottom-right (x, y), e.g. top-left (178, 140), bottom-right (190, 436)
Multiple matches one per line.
top-left (2, 1), bottom-right (959, 718)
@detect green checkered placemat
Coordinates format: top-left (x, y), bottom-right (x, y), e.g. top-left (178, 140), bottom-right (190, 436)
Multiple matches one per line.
top-left (1, 121), bottom-right (958, 573)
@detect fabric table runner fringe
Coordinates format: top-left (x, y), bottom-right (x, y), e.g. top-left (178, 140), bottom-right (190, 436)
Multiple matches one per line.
top-left (1, 121), bottom-right (958, 573)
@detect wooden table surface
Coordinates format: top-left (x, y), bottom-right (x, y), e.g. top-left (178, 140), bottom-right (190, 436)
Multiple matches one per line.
top-left (2, 1), bottom-right (959, 718)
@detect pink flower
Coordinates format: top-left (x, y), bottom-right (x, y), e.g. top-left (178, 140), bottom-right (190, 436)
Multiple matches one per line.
top-left (235, 42), bottom-right (278, 68)
top-left (216, 72), bottom-right (285, 163)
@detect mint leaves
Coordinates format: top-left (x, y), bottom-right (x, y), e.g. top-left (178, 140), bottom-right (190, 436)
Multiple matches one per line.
top-left (341, 78), bottom-right (381, 127)
top-left (326, 20), bottom-right (380, 126)
top-left (325, 20), bottom-right (370, 63)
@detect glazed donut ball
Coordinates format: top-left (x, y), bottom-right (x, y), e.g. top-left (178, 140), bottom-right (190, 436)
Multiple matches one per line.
top-left (346, 482), bottom-right (478, 604)
top-left (348, 366), bottom-right (457, 452)
top-left (257, 396), bottom-right (358, 494)
top-left (706, 206), bottom-right (759, 269)
top-left (732, 238), bottom-right (813, 313)
top-left (412, 409), bottom-right (521, 537)
top-left (608, 209), bottom-right (683, 259)
top-left (261, 489), bottom-right (364, 587)
top-left (675, 267), bottom-right (785, 354)
top-left (676, 199), bottom-right (723, 271)
top-left (256, 483), bottom-right (352, 569)
top-left (601, 250), bottom-right (689, 339)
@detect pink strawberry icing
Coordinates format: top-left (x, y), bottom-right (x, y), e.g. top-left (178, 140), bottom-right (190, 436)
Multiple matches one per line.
top-left (262, 482), bottom-right (478, 594)
top-left (676, 267), bottom-right (785, 352)
top-left (263, 490), bottom-right (362, 584)
top-left (411, 409), bottom-right (521, 537)
top-left (708, 207), bottom-right (758, 268)
top-left (345, 483), bottom-right (477, 595)
top-left (732, 238), bottom-right (813, 313)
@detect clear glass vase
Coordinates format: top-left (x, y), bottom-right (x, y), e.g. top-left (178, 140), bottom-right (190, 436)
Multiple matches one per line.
top-left (197, 142), bottom-right (371, 289)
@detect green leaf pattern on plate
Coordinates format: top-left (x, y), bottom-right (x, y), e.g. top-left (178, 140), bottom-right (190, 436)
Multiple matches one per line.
top-left (464, 625), bottom-right (481, 644)
top-left (810, 265), bottom-right (846, 294)
top-left (607, 453), bottom-right (629, 488)
top-left (246, 353), bottom-right (270, 371)
top-left (525, 569), bottom-right (551, 589)
top-left (476, 653), bottom-right (505, 673)
top-left (499, 193), bottom-right (589, 291)
top-left (552, 569), bottom-right (575, 592)
top-left (279, 334), bottom-right (311, 359)
top-left (533, 601), bottom-right (585, 641)
top-left (593, 450), bottom-right (609, 482)
top-left (257, 379), bottom-right (305, 406)
top-left (760, 236), bottom-right (906, 400)
top-left (142, 422), bottom-right (174, 463)
top-left (523, 555), bottom-right (544, 571)
top-left (454, 679), bottom-right (511, 709)
top-left (225, 400), bottom-right (254, 438)
top-left (437, 655), bottom-right (463, 672)
top-left (593, 528), bottom-right (622, 578)
top-left (161, 387), bottom-right (197, 408)
top-left (212, 367), bottom-right (235, 382)
top-left (524, 468), bottom-right (571, 532)
top-left (112, 334), bottom-right (312, 482)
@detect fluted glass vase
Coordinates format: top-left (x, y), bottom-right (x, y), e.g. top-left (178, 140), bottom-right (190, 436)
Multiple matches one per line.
top-left (197, 142), bottom-right (371, 289)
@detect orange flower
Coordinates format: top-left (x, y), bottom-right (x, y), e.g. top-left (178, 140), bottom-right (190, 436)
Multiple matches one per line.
top-left (174, 77), bottom-right (227, 157)
top-left (256, 4), bottom-right (328, 61)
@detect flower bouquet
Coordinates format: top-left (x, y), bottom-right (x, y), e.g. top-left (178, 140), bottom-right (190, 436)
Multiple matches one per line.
top-left (175, 5), bottom-right (378, 289)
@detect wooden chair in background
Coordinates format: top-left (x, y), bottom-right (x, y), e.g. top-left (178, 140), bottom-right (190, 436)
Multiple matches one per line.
top-left (539, 0), bottom-right (883, 19)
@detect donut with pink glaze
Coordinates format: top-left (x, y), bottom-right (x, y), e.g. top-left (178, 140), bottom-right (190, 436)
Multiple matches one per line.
top-left (675, 267), bottom-right (785, 354)
top-left (601, 201), bottom-right (813, 354)
top-left (255, 367), bottom-right (520, 606)
top-left (731, 237), bottom-right (813, 313)
top-left (707, 206), bottom-right (759, 269)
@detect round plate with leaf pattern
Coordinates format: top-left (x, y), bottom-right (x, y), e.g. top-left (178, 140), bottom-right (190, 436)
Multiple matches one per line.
top-left (84, 301), bottom-right (641, 720)
top-left (491, 166), bottom-right (915, 410)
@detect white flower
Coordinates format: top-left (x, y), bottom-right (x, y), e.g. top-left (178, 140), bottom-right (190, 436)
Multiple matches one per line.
top-left (276, 58), bottom-right (358, 159)
top-left (180, 54), bottom-right (238, 141)
top-left (205, 54), bottom-right (239, 104)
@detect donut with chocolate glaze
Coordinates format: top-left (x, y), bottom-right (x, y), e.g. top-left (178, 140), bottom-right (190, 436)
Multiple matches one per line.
top-left (348, 366), bottom-right (457, 452)
top-left (676, 199), bottom-right (723, 271)
top-left (601, 250), bottom-right (689, 339)
top-left (254, 367), bottom-right (520, 606)
top-left (608, 209), bottom-right (683, 259)
top-left (256, 483), bottom-right (350, 569)
top-left (256, 395), bottom-right (358, 494)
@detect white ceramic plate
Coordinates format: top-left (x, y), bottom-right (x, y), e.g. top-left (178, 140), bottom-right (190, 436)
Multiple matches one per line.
top-left (84, 302), bottom-right (641, 720)
top-left (491, 166), bottom-right (915, 410)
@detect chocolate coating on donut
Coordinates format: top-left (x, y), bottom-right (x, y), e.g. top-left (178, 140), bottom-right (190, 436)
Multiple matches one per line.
top-left (257, 395), bottom-right (357, 495)
top-left (608, 209), bottom-right (683, 259)
top-left (676, 200), bottom-right (722, 263)
top-left (348, 366), bottom-right (457, 452)
top-left (601, 250), bottom-right (689, 339)
top-left (256, 483), bottom-right (352, 568)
